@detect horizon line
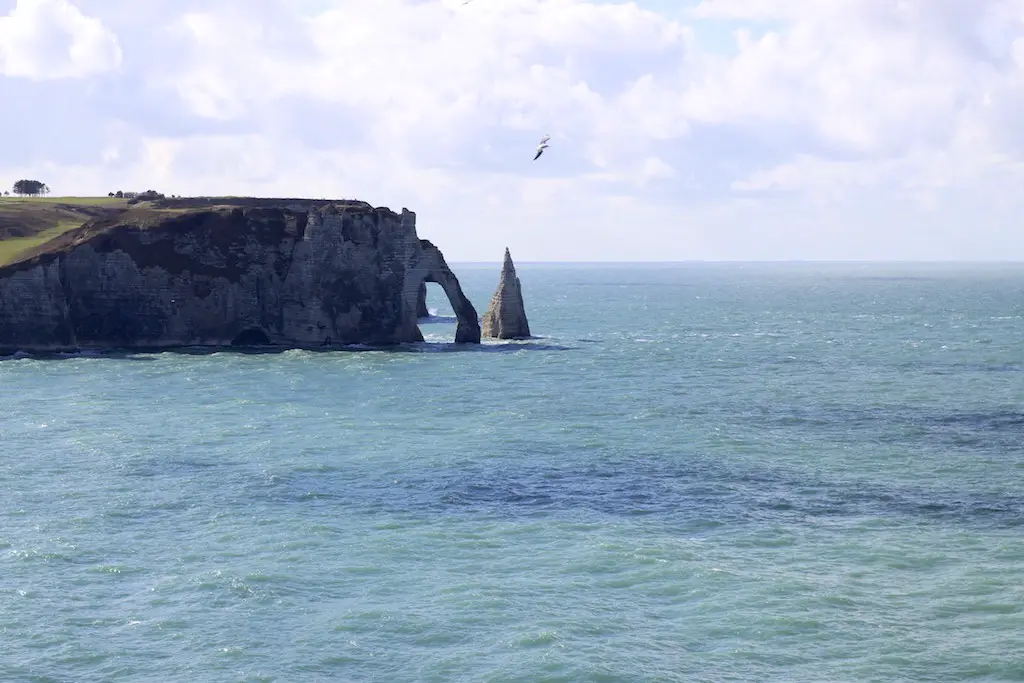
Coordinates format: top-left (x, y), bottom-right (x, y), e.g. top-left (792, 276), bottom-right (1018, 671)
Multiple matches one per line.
top-left (448, 259), bottom-right (1024, 265)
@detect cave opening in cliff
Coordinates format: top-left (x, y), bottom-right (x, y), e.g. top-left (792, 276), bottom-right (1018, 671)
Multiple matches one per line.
top-left (231, 327), bottom-right (272, 347)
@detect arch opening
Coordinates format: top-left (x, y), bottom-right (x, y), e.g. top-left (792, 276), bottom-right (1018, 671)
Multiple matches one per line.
top-left (416, 281), bottom-right (459, 342)
top-left (412, 240), bottom-right (481, 343)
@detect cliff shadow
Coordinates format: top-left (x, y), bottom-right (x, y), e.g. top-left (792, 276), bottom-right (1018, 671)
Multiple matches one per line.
top-left (0, 339), bottom-right (576, 362)
top-left (0, 350), bottom-right (160, 362)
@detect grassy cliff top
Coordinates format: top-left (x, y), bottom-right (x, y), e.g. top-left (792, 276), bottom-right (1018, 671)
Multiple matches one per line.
top-left (0, 197), bottom-right (125, 266)
top-left (0, 196), bottom-right (384, 266)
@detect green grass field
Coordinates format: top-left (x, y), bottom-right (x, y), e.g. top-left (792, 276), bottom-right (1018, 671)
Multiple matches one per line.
top-left (0, 196), bottom-right (126, 207)
top-left (0, 196), bottom-right (128, 265)
top-left (0, 195), bottom-right (351, 266)
top-left (0, 221), bottom-right (86, 265)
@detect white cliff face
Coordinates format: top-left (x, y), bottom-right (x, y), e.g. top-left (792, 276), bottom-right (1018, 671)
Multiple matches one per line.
top-left (0, 259), bottom-right (72, 351)
top-left (0, 202), bottom-right (481, 353)
top-left (481, 247), bottom-right (531, 340)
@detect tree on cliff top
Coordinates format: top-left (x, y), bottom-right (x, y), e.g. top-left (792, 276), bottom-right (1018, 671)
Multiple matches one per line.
top-left (12, 180), bottom-right (49, 197)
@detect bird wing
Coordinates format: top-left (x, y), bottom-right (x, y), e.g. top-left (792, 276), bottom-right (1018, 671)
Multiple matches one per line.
top-left (533, 148), bottom-right (544, 160)
top-left (539, 134), bottom-right (551, 145)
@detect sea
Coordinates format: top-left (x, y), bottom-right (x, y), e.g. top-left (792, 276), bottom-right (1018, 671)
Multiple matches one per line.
top-left (2, 262), bottom-right (1023, 683)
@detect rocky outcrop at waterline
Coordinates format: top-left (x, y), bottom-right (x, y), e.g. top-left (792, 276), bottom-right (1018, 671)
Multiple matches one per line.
top-left (481, 247), bottom-right (531, 339)
top-left (0, 199), bottom-right (481, 354)
top-left (417, 281), bottom-right (430, 318)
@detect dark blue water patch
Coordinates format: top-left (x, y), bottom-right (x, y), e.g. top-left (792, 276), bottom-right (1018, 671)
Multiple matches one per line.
top-left (243, 452), bottom-right (1024, 530)
top-left (930, 410), bottom-right (1024, 430)
top-left (894, 360), bottom-right (1023, 375)
top-left (753, 405), bottom-right (1024, 431)
top-left (122, 457), bottom-right (234, 477)
top-left (738, 403), bottom-right (1024, 455)
top-left (844, 276), bottom-right (939, 282)
top-left (976, 363), bottom-right (1023, 373)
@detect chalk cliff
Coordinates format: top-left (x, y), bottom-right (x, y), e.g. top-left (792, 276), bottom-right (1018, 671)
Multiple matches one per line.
top-left (0, 200), bottom-right (481, 353)
top-left (481, 248), bottom-right (531, 339)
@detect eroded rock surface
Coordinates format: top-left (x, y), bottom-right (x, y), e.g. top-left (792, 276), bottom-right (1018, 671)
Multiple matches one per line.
top-left (481, 248), bottom-right (531, 339)
top-left (417, 281), bottom-right (430, 318)
top-left (0, 201), bottom-right (481, 353)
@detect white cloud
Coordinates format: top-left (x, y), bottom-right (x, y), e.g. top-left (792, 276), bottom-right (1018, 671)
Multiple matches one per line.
top-left (2, 0), bottom-right (1024, 260)
top-left (686, 0), bottom-right (1018, 150)
top-left (0, 0), bottom-right (121, 79)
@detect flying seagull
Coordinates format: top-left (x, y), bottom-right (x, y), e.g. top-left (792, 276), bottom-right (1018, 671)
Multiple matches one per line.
top-left (533, 134), bottom-right (550, 161)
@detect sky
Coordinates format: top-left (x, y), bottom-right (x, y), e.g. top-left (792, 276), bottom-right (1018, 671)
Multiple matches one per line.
top-left (1, 0), bottom-right (1024, 261)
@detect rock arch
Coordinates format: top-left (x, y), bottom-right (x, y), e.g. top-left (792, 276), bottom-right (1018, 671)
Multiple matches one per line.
top-left (407, 240), bottom-right (480, 343)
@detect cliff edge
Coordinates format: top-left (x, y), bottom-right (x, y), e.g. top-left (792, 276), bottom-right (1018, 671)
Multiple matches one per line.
top-left (481, 248), bottom-right (531, 339)
top-left (0, 199), bottom-right (481, 353)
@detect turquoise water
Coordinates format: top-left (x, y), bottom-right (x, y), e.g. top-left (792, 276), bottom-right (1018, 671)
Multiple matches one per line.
top-left (2, 262), bottom-right (1023, 682)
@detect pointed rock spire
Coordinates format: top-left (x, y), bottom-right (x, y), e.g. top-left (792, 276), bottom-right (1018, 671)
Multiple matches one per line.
top-left (481, 247), bottom-right (531, 339)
